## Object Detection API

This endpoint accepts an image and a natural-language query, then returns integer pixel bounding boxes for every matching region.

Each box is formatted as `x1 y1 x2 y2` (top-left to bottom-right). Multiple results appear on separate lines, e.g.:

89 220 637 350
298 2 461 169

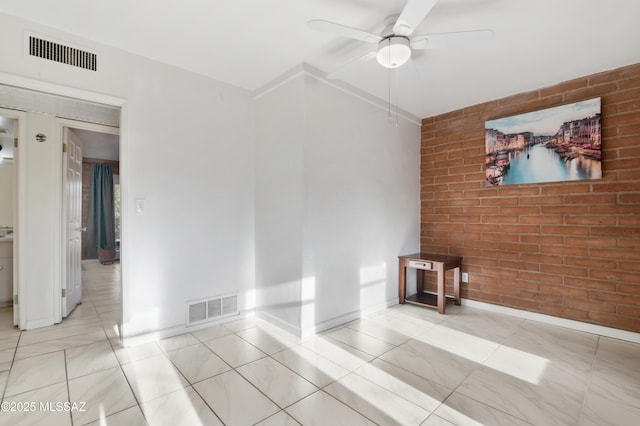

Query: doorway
60 122 120 330
0 81 123 333
0 113 16 326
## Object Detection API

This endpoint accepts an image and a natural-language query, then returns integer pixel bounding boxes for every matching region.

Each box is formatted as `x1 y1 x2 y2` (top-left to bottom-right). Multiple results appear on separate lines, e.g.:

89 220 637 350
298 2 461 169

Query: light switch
135 198 145 214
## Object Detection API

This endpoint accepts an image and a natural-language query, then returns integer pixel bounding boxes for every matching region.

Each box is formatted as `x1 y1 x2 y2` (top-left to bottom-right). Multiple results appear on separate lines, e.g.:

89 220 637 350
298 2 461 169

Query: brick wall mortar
420 62 640 332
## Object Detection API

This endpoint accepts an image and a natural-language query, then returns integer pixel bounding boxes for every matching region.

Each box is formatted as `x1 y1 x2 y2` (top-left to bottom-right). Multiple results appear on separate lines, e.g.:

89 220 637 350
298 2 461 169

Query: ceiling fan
308 0 493 78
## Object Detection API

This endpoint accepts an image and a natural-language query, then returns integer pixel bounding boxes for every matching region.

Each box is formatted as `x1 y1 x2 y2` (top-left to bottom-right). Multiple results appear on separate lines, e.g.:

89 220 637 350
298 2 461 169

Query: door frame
0 71 126 331
56 119 120 323
0 107 27 328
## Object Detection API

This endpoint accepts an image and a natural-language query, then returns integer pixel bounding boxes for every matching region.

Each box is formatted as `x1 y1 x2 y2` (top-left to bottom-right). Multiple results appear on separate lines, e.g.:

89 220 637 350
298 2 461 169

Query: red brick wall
420 62 640 332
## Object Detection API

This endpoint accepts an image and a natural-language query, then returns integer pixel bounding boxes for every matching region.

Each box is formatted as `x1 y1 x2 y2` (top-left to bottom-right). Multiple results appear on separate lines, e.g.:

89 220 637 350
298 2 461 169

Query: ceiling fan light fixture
376 36 411 68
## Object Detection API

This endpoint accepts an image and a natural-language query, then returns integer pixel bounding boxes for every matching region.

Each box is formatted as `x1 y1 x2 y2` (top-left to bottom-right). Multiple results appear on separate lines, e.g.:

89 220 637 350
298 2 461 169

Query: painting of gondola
485 98 602 186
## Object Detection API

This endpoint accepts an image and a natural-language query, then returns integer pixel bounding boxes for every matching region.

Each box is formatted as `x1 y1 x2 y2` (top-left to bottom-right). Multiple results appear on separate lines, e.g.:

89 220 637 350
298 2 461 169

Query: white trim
252 63 421 126
258 296 399 338
0 107 27 329
258 311 303 337
462 299 640 344
0 71 126 106
121 310 251 347
57 118 119 135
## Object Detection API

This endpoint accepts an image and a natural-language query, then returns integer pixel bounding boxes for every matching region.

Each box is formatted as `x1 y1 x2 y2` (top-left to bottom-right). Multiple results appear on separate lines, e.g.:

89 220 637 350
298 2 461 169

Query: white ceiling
2 0 640 118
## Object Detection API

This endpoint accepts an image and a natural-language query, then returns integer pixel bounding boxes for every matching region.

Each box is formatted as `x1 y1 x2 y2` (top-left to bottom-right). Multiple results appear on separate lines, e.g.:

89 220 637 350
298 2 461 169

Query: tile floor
1 262 639 425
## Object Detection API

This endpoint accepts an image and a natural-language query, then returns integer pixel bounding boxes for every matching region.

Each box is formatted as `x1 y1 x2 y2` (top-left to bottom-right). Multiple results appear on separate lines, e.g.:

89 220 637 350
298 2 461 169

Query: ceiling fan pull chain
387 38 392 120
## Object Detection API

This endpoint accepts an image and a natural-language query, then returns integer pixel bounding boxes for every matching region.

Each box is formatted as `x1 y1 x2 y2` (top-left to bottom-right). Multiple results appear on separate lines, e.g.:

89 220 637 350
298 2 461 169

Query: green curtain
85 163 115 258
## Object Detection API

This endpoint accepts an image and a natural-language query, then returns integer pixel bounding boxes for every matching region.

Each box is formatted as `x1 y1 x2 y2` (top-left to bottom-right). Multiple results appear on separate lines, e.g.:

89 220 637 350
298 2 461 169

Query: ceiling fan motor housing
377 36 411 68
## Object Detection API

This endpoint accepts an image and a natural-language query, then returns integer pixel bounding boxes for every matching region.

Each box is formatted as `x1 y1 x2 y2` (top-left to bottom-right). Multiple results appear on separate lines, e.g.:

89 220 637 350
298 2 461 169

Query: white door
62 128 83 316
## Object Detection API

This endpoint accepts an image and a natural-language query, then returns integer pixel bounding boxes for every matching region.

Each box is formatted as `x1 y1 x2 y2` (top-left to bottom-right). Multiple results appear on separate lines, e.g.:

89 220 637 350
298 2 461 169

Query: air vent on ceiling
187 293 239 326
28 35 97 71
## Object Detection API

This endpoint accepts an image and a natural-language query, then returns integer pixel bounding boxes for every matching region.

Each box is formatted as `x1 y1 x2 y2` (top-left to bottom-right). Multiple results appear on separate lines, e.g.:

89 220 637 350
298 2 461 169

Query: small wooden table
398 253 462 314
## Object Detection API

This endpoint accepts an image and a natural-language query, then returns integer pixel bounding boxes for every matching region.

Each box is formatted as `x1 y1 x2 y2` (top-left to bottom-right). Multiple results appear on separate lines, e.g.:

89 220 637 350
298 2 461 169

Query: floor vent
28 35 97 71
187 293 238 326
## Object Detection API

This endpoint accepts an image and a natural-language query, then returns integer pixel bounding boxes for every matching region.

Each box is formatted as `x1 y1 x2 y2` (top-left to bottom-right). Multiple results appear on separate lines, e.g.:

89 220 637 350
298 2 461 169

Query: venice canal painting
485 98 602 186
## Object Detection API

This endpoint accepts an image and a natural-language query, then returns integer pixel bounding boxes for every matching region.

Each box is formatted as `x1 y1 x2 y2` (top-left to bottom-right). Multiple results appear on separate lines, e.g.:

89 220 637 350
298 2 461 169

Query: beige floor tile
203 333 266 367
0 335 19 351
236 326 299 355
421 414 457 426
68 366 137 425
380 338 477 389
167 343 230 383
222 316 260 332
325 372 431 425
354 358 451 412
84 406 148 426
346 318 412 346
0 382 71 426
157 333 199 353
503 320 599 373
114 341 162 364
414 323 500 364
286 390 376 426
14 330 107 361
141 386 222 426
437 307 523 343
193 370 279 426
255 410 301 426
122 354 189 403
579 391 640 426
65 341 119 379
5 351 66 396
271 345 350 388
237 357 317 408
324 326 396 357
455 366 585 425
190 324 232 342
301 336 373 371
433 392 531 426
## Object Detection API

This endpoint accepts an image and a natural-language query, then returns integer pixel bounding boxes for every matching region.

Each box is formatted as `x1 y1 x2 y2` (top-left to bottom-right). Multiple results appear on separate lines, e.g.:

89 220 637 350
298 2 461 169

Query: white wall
0 14 255 335
302 76 420 332
254 76 305 332
254 69 420 335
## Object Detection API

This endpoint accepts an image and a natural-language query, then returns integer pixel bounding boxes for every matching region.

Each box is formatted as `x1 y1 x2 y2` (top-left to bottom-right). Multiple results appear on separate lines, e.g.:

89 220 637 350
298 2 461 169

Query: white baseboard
462 299 640 344
121 310 254 347
257 311 303 337
259 297 399 338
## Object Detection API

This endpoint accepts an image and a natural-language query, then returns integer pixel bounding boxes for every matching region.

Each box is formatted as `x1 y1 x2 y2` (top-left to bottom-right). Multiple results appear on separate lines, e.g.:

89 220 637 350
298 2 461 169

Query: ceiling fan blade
326 50 377 80
308 19 382 43
394 0 438 36
412 29 494 50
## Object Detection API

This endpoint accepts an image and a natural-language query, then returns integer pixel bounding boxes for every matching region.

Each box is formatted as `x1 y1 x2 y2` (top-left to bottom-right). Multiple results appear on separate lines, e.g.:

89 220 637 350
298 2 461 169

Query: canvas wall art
485 97 602 186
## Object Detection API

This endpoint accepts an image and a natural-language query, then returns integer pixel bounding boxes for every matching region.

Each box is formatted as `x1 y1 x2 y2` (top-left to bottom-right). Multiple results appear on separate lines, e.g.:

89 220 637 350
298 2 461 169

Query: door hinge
62 143 67 153
13 294 18 304
14 138 18 148
62 288 66 297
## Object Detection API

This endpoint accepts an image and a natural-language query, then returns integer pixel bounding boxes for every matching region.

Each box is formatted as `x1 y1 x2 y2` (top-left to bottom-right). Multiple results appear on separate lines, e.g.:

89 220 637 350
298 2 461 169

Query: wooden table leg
436 263 445 314
398 259 406 304
453 266 461 305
